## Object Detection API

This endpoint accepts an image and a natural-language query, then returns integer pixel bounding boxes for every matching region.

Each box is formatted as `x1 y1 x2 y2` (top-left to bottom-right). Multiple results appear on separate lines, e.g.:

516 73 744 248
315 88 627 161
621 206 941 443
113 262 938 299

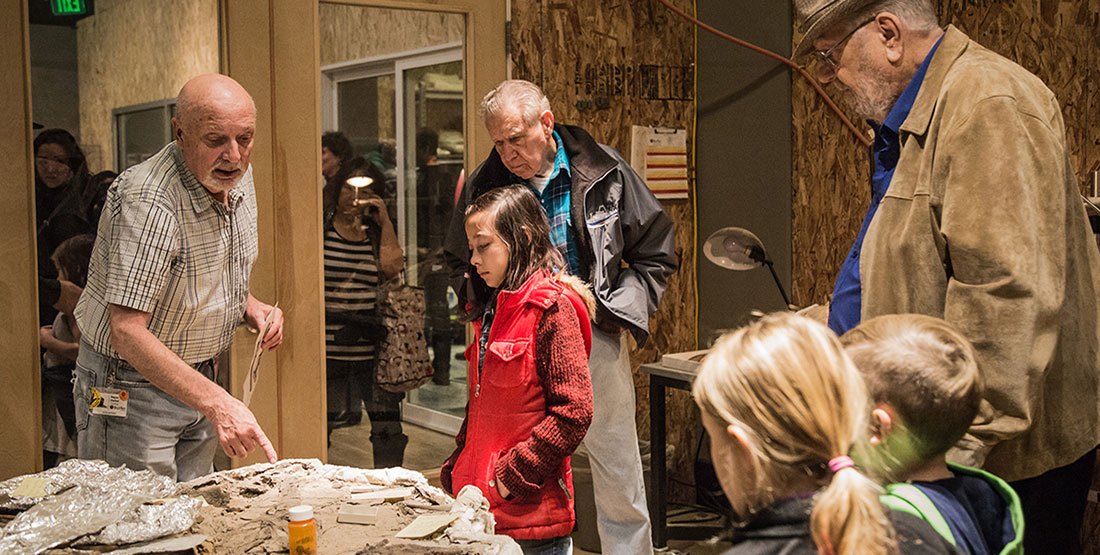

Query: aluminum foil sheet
76 495 202 546
0 460 176 554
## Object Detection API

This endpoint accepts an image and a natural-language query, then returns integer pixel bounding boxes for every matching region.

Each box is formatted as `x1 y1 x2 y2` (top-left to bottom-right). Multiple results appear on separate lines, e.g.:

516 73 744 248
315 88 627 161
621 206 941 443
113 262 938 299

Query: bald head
176 74 255 127
172 74 256 200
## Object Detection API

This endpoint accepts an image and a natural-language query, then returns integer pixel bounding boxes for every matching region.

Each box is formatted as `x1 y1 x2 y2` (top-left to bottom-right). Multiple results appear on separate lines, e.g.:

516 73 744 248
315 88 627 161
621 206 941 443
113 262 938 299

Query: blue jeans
515 535 572 555
74 340 217 482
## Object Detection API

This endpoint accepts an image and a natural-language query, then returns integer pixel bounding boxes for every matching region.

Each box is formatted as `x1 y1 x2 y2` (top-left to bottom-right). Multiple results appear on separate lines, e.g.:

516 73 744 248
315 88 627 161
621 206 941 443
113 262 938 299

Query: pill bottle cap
288 505 313 522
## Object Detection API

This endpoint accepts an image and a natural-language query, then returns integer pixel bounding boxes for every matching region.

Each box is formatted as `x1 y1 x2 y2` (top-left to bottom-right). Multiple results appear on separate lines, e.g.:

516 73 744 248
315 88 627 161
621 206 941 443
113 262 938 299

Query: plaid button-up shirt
76 142 259 364
516 131 580 275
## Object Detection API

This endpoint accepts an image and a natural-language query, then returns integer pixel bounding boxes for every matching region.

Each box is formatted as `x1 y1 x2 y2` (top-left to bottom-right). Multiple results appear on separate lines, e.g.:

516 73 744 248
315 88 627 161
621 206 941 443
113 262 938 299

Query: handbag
375 271 434 392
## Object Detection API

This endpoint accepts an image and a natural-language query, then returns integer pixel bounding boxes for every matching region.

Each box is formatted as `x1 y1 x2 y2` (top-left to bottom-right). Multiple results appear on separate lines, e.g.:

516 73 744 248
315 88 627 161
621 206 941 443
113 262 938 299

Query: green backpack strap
882 483 957 546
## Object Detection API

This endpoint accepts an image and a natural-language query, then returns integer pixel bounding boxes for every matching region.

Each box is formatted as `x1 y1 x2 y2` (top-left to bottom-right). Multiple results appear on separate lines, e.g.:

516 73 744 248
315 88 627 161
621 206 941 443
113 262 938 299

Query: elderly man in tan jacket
795 0 1100 552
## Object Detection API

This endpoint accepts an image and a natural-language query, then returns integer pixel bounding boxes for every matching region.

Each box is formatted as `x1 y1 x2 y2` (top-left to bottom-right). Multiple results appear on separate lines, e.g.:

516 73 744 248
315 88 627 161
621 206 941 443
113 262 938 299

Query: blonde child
693 313 960 555
842 314 1023 555
39 233 95 468
441 185 594 553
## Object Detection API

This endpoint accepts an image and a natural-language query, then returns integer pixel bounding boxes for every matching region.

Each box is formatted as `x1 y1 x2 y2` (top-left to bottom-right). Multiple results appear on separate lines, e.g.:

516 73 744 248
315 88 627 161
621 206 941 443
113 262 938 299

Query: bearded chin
835 84 891 124
201 172 242 193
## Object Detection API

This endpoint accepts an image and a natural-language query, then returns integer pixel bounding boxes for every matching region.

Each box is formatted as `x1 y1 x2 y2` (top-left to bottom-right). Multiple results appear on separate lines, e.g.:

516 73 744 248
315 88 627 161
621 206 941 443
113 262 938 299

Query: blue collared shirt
511 131 580 275
828 37 942 335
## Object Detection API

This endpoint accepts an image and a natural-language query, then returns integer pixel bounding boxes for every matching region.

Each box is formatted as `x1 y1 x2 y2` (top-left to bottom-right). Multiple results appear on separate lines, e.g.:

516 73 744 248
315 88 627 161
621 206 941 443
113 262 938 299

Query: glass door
322 42 466 437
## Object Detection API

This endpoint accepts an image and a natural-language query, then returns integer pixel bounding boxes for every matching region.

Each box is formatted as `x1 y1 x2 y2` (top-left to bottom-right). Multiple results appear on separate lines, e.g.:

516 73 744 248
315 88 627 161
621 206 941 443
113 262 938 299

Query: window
113 98 175 171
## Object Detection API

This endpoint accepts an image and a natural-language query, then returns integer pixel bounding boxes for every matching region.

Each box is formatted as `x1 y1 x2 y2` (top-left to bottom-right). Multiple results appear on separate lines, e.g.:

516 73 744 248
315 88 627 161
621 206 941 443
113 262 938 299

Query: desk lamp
703 226 791 309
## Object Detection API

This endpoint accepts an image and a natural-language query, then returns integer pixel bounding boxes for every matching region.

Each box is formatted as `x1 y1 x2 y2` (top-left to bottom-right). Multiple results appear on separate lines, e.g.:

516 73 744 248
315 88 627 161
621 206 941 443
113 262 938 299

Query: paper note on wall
630 126 689 200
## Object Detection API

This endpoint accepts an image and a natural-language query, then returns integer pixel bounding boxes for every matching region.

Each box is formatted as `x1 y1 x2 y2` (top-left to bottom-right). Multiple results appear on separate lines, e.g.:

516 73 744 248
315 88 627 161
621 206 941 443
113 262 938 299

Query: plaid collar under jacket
76 142 259 364
513 131 581 275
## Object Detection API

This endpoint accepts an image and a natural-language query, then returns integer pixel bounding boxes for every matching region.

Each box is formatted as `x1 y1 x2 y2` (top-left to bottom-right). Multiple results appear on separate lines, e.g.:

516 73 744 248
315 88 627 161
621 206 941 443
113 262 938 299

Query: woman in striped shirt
323 157 406 467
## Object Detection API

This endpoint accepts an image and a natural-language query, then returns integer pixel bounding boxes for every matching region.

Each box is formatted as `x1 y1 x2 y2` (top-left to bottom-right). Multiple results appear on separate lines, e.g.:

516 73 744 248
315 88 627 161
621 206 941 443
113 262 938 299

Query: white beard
833 49 904 124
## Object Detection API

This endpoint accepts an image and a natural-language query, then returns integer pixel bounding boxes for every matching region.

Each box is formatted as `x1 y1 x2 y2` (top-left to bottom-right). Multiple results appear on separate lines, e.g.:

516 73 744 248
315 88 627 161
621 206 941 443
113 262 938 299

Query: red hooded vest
450 271 593 539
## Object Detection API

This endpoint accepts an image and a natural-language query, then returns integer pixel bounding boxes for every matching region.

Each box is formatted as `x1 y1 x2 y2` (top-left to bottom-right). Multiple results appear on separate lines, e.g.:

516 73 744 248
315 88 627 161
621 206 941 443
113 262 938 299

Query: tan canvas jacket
860 26 1100 482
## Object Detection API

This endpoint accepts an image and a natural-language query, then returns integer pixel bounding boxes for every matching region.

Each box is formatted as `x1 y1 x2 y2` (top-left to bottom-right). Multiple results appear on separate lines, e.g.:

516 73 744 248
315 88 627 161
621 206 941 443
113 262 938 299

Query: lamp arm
763 259 792 310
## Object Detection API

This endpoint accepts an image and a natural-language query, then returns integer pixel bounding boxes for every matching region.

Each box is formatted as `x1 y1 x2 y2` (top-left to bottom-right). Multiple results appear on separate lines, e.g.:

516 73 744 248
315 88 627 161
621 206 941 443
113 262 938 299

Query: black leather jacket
444 123 677 346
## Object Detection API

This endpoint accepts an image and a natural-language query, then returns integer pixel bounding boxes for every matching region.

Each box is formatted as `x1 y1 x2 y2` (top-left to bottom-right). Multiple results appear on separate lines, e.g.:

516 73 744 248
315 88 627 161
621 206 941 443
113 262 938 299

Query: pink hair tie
828 455 855 473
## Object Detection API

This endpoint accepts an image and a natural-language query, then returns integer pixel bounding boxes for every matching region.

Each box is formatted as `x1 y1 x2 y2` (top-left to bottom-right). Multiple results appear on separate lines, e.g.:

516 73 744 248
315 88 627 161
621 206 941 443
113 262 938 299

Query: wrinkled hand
209 395 278 462
245 299 284 351
39 325 54 348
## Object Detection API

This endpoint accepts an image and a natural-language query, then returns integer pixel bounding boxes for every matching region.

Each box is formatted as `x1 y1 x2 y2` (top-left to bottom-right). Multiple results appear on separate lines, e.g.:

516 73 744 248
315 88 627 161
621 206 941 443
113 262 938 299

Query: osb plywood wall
76 0 219 172
318 4 463 66
791 0 1100 308
511 0 698 501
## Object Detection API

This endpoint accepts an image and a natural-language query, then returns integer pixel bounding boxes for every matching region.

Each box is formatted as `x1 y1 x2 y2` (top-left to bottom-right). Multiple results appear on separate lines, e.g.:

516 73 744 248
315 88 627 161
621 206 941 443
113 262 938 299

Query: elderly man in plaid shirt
445 79 678 554
74 74 281 481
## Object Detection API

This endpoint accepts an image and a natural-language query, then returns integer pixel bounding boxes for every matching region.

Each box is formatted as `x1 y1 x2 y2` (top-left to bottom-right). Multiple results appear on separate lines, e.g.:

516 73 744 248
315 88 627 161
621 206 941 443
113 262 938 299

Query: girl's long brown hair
464 185 564 315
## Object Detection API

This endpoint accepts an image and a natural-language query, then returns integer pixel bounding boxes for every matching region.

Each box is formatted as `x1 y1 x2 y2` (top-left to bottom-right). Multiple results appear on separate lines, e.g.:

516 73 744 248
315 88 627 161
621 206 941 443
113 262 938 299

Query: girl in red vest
441 185 594 554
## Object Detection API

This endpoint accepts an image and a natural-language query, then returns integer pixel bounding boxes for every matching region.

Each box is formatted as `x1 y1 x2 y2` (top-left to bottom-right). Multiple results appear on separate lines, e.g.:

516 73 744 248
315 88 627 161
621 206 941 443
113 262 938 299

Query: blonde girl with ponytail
692 313 959 555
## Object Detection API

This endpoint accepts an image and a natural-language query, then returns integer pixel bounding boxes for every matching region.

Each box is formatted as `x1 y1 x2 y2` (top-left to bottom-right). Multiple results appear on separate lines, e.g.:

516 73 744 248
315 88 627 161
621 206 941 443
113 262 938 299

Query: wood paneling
320 4 464 66
76 0 219 171
222 0 329 463
511 0 699 501
0 0 42 480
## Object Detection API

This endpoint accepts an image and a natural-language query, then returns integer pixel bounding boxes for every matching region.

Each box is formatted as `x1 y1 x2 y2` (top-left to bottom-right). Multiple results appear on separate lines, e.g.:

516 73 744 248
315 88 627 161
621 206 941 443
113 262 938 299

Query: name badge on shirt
90 387 128 417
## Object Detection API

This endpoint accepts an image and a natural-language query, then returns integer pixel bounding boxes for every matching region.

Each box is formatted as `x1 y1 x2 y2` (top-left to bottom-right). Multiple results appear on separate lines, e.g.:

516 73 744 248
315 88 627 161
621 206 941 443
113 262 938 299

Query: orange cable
656 0 872 148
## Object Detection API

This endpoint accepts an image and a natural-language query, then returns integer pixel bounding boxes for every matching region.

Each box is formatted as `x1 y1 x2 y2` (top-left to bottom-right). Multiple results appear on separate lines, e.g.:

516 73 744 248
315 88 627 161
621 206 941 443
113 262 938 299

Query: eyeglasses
811 18 875 78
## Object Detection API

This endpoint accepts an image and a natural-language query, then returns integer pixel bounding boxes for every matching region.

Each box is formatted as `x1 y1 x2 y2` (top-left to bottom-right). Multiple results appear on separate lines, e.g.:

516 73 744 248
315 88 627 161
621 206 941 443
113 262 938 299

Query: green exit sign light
50 0 87 16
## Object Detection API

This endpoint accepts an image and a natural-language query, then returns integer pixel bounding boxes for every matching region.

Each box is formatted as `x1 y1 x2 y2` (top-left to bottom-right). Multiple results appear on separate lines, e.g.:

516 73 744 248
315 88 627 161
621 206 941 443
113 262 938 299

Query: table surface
640 361 700 385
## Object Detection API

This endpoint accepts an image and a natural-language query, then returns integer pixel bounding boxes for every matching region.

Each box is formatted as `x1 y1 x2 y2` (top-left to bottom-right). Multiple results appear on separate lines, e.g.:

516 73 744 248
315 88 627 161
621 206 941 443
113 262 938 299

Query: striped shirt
75 142 259 364
324 227 381 361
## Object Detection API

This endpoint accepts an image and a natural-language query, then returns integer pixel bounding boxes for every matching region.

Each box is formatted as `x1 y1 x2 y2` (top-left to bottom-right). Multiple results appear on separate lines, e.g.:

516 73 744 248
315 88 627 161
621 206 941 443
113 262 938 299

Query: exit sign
50 0 86 16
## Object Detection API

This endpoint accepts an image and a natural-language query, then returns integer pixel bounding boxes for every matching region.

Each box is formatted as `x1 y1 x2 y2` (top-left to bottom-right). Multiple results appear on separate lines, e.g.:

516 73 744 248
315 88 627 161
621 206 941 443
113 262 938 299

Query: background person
34 128 90 326
415 127 459 386
39 233 95 469
322 156 407 467
83 170 118 233
321 130 353 186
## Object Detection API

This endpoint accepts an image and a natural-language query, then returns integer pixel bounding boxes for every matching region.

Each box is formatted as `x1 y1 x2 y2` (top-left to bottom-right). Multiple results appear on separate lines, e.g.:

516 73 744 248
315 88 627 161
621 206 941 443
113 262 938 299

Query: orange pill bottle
288 505 318 555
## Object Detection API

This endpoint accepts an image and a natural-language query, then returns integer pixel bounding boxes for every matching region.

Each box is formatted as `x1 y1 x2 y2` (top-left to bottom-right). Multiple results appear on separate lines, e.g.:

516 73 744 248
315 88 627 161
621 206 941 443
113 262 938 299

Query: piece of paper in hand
243 303 277 406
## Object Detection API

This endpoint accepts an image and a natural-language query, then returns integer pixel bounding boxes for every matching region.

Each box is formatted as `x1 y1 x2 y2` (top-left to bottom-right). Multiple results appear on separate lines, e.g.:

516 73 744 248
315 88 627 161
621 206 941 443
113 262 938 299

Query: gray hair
480 80 552 126
850 0 940 35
